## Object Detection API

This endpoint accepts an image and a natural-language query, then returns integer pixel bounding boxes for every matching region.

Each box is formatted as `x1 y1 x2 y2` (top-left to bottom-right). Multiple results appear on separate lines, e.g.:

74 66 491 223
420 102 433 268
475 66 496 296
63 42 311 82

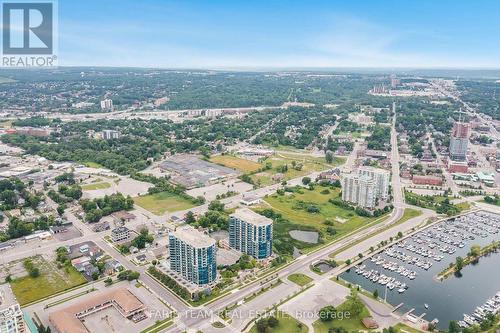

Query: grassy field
140 319 173 333
84 161 105 168
287 273 313 286
81 182 112 190
398 208 423 224
456 202 471 211
312 298 370 333
394 323 426 333
251 152 344 186
328 208 422 260
0 119 13 128
134 191 196 215
258 186 381 254
249 311 308 333
210 154 261 173
10 256 87 305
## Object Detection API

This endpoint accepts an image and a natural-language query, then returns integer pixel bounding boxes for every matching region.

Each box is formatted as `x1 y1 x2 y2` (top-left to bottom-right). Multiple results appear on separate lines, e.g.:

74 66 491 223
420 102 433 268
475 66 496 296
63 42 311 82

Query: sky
57 0 500 69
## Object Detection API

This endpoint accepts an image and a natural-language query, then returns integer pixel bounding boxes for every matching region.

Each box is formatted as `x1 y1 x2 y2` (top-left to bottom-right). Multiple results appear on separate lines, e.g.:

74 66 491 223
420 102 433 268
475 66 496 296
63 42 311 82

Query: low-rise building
412 175 443 186
317 168 341 183
111 226 130 243
49 288 146 333
476 171 496 187
240 194 261 206
448 160 468 173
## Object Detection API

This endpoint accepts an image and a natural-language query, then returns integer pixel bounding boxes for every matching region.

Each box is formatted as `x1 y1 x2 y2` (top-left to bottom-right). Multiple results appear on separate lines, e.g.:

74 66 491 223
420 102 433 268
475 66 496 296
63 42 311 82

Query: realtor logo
1 1 57 67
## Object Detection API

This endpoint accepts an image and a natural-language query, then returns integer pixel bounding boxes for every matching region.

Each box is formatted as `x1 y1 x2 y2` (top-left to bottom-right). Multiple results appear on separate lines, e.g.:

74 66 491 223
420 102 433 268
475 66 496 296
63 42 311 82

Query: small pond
314 261 334 273
289 230 319 244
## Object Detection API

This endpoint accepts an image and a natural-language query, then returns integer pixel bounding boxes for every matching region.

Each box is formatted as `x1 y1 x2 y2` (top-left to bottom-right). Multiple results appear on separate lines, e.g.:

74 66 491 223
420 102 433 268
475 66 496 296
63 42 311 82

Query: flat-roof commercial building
49 287 146 333
412 175 443 186
168 226 217 285
0 285 26 333
229 208 273 259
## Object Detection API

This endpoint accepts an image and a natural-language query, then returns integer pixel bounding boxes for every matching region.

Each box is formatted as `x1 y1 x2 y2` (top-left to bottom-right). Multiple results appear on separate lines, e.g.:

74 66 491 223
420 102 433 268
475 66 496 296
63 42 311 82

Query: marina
341 210 500 329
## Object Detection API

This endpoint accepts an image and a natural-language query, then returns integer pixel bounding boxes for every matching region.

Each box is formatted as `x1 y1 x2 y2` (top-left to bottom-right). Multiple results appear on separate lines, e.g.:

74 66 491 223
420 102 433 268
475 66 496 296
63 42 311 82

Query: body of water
340 211 500 330
289 230 319 243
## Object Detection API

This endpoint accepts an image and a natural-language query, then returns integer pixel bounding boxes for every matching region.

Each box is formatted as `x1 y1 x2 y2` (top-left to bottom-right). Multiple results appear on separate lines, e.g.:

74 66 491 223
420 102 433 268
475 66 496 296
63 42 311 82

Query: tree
267 316 279 328
325 150 334 163
302 177 311 185
455 256 464 271
346 291 364 316
208 200 225 212
319 305 336 322
131 229 154 249
469 245 480 257
117 270 140 281
449 320 460 333
57 204 66 216
185 211 196 224
255 318 268 333
373 289 379 298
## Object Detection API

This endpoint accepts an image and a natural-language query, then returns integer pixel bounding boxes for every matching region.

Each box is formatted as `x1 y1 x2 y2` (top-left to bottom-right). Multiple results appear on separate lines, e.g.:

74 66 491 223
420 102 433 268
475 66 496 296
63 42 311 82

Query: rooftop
0 284 19 308
170 226 215 248
358 166 390 175
231 208 273 226
49 287 145 333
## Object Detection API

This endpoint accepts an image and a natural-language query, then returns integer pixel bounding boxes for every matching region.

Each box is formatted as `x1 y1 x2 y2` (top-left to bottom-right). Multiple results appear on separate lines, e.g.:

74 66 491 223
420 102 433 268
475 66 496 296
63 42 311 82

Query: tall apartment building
229 208 273 259
357 167 390 200
449 121 469 161
101 129 120 140
341 173 377 209
0 285 26 333
100 98 113 111
168 226 217 285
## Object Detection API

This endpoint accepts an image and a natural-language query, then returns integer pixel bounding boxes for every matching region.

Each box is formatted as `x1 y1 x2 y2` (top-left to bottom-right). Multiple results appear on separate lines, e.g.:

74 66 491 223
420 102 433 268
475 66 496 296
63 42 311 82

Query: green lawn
456 202 471 211
134 191 196 215
210 154 262 173
397 208 423 224
258 186 381 254
84 161 104 168
394 323 425 333
250 153 344 187
249 312 308 333
10 256 87 305
140 319 173 333
0 119 13 128
287 273 313 286
312 298 370 333
81 182 112 190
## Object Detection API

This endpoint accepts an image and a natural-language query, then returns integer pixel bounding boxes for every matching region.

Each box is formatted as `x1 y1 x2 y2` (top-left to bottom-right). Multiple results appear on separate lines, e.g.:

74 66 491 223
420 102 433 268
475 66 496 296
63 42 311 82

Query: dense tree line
80 193 134 222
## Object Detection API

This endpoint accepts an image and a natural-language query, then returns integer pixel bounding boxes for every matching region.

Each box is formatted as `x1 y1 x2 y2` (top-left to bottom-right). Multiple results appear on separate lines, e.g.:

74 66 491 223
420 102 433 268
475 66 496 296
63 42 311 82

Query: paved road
391 102 404 209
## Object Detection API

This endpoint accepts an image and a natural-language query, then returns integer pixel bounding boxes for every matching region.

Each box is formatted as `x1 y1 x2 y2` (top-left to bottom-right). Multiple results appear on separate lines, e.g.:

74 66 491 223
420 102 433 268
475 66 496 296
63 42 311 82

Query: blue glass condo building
169 226 217 285
229 208 273 259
